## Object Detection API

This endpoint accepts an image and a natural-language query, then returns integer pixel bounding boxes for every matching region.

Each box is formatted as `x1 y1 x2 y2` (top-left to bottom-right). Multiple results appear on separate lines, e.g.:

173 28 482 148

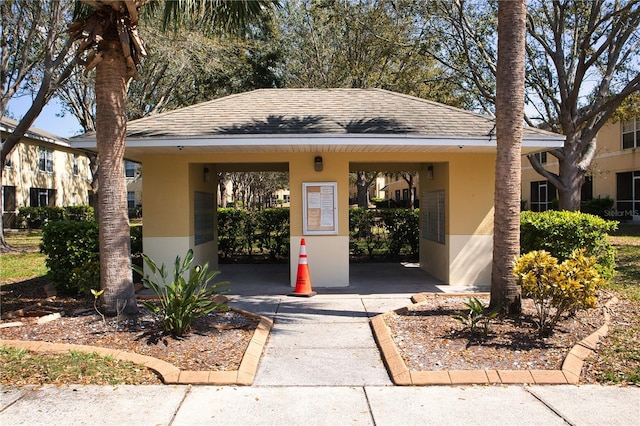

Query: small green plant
514 249 602 335
132 249 228 337
453 297 499 336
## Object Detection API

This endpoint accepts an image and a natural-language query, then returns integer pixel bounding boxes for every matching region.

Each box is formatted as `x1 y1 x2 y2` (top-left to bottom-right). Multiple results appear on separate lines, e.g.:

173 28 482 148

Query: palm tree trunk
490 0 527 315
95 26 138 316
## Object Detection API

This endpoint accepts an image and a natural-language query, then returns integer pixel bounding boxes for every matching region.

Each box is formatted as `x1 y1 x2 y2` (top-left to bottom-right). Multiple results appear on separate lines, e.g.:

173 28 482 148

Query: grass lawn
599 228 640 385
0 346 159 386
1 231 47 284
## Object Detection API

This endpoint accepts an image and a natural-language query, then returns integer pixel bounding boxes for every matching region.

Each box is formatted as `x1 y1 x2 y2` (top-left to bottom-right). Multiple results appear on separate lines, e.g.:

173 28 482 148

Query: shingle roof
1 116 71 146
113 88 557 139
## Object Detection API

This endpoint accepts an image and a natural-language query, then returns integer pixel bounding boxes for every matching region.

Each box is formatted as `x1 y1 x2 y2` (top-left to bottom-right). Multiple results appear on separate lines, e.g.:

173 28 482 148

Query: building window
422 190 445 244
38 147 54 172
127 191 136 209
616 171 640 220
3 186 16 212
533 152 547 164
73 154 79 176
125 161 136 178
622 118 639 149
581 176 593 202
530 180 557 212
29 188 56 207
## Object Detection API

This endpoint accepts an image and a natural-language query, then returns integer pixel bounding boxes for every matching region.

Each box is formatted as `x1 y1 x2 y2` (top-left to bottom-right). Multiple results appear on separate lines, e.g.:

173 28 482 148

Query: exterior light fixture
427 165 434 180
314 156 323 172
203 167 210 183
177 145 184 151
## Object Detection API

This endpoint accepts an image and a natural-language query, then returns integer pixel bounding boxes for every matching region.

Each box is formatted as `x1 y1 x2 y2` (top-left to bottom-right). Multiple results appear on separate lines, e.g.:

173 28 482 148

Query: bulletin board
302 182 338 235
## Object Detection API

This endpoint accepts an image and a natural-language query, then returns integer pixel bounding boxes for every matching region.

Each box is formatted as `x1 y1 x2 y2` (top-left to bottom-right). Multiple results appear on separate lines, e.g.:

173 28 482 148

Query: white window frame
622 118 639 150
38 147 54 173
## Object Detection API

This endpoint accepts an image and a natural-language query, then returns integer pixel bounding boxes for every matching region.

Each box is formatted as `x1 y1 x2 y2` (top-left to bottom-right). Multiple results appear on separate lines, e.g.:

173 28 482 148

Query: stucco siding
290 235 350 287
449 234 492 286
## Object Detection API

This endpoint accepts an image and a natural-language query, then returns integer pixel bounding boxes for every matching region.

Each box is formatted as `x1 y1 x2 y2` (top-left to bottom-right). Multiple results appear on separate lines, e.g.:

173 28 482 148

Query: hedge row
218 208 290 261
349 208 419 260
40 208 617 295
520 210 617 280
18 206 94 228
41 221 142 295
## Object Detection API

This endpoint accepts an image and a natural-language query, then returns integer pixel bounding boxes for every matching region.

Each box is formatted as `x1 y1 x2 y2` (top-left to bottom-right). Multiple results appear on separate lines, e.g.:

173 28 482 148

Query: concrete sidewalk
2 384 638 425
1 264 638 425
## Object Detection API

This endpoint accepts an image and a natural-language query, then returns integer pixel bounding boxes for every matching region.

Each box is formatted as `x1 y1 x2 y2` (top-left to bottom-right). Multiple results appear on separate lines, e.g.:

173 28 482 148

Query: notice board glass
303 182 338 235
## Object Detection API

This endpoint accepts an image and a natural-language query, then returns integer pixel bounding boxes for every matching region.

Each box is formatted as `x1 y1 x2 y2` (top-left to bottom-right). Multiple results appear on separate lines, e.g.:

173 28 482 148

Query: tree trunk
218 172 228 207
490 0 526 315
356 171 369 207
557 141 586 211
95 28 138 316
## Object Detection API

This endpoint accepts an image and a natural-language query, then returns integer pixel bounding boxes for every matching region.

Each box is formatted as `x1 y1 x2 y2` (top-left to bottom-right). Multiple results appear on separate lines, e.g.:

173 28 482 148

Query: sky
7 95 83 138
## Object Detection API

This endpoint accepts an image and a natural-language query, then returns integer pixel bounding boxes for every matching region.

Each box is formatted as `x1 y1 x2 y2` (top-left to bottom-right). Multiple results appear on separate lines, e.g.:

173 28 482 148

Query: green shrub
520 210 617 280
41 220 100 295
514 249 602 334
64 205 95 221
217 208 251 258
133 249 228 337
41 221 143 295
18 206 64 228
379 209 420 257
349 208 384 259
255 208 290 261
453 297 499 336
581 197 614 218
18 206 94 229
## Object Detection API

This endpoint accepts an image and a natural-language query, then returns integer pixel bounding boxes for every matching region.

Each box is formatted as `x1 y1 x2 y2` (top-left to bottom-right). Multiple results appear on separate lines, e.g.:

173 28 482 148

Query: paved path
2 384 639 425
234 293 404 387
2 265 639 425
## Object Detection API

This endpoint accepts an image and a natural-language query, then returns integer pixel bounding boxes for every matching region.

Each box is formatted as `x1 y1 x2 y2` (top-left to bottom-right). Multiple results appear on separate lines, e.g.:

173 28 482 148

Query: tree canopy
422 0 640 210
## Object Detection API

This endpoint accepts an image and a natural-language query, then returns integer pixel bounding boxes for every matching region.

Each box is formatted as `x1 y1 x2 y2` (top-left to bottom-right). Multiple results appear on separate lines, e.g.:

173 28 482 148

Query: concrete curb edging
370 292 616 386
0 307 273 386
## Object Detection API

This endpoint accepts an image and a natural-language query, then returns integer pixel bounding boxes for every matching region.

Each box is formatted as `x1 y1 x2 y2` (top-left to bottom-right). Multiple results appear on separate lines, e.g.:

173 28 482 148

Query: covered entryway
71 88 564 289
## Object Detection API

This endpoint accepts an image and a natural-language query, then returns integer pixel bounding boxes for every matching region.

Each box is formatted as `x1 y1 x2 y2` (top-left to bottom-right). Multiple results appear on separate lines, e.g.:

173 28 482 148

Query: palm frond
145 0 280 34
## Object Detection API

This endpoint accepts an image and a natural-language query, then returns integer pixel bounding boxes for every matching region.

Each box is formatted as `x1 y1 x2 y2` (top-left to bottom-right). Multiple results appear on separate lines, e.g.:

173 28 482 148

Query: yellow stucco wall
521 119 640 207
142 155 191 237
418 155 495 285
3 141 91 212
141 150 498 287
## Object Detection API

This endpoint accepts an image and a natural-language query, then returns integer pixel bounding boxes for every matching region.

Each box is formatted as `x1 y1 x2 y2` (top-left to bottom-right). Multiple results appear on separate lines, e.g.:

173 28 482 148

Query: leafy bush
217 208 251 258
379 209 420 257
18 206 64 228
41 221 143 295
18 206 94 228
41 221 100 294
133 250 228 337
520 210 617 280
581 197 614 218
349 208 384 259
514 249 602 334
348 208 419 260
255 208 290 261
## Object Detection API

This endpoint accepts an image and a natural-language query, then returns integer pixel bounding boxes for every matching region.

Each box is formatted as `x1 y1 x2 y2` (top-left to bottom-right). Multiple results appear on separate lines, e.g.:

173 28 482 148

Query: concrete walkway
223 262 452 386
3 382 639 425
1 264 639 425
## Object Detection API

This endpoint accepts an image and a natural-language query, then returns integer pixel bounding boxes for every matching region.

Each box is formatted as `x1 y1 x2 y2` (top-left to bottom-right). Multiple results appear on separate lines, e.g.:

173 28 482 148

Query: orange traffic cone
289 238 316 297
